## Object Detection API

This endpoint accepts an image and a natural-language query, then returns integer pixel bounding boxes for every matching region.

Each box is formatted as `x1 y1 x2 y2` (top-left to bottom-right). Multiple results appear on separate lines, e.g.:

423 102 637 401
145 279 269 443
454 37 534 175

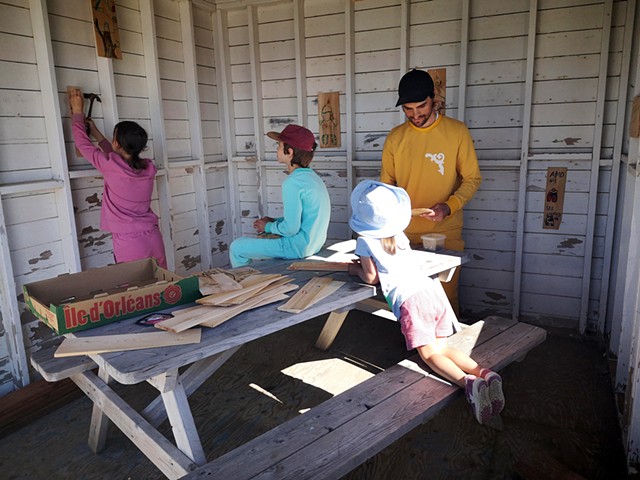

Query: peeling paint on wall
363 133 385 147
28 250 52 265
193 229 199 236
472 253 485 261
244 141 255 150
558 238 583 249
181 255 201 270
85 192 101 207
80 226 99 235
552 137 582 145
241 210 250 217
79 233 110 248
214 220 224 235
211 240 229 253
269 118 294 127
482 291 509 305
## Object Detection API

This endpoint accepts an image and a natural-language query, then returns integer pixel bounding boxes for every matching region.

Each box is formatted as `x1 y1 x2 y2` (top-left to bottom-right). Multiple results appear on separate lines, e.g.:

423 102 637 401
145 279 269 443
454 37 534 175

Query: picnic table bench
184 315 546 480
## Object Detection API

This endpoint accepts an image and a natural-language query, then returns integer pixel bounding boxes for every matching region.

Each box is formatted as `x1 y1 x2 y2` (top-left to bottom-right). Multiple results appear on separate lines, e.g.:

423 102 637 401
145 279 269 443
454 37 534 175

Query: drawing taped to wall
91 0 122 59
428 68 446 116
543 167 567 230
318 92 340 148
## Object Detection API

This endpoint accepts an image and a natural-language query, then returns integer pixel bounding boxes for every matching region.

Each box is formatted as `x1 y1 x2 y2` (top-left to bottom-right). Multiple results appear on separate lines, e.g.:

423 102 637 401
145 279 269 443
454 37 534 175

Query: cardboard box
23 258 201 334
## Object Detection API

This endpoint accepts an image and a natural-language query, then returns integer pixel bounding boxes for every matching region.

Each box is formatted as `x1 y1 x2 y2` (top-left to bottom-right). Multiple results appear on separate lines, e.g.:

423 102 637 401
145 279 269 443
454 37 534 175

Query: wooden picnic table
29 241 467 479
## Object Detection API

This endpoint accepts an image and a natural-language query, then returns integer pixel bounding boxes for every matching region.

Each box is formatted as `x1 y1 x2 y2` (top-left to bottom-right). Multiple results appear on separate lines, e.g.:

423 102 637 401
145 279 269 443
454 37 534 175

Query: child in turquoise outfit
230 124 331 267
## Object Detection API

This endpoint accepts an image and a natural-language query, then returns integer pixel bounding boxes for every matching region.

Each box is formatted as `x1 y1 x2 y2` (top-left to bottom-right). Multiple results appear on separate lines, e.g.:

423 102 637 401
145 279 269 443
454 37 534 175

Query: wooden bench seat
184 316 547 480
30 346 97 382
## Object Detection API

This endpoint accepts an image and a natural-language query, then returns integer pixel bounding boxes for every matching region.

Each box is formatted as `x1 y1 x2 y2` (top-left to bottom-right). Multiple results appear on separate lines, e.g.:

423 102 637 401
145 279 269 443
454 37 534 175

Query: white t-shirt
355 233 430 318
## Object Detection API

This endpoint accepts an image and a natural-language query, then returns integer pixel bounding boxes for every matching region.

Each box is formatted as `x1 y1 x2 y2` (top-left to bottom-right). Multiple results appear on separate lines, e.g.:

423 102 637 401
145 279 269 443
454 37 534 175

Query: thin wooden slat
196 274 283 305
278 277 344 314
158 283 298 333
287 261 350 272
198 272 243 296
54 330 202 357
199 289 292 329
217 276 293 306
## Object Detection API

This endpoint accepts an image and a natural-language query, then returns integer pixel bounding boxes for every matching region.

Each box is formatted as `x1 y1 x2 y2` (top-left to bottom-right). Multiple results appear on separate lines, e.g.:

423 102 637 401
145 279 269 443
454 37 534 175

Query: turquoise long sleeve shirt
265 167 331 258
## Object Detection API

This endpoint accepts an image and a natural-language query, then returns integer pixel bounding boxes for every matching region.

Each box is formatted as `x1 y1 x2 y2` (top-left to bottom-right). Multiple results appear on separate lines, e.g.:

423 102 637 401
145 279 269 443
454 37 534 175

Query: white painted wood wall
1 0 640 470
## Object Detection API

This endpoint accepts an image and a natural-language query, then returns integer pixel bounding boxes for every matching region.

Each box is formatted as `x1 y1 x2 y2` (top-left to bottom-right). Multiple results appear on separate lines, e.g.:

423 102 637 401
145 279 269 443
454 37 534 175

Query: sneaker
484 371 505 416
464 375 492 424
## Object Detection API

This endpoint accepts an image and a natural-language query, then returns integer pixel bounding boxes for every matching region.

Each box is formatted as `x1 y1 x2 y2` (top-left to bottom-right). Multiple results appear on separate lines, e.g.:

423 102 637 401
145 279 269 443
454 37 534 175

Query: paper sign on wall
318 92 341 148
91 0 122 59
543 167 567 230
428 68 446 116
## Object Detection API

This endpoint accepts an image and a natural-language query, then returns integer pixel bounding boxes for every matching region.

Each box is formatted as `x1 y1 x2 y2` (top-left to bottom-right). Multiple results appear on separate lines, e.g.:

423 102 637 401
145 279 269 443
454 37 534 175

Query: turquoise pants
230 236 304 267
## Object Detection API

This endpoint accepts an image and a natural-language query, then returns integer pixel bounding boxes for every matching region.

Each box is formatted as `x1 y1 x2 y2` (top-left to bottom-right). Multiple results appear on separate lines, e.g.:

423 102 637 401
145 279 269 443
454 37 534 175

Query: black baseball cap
396 69 435 107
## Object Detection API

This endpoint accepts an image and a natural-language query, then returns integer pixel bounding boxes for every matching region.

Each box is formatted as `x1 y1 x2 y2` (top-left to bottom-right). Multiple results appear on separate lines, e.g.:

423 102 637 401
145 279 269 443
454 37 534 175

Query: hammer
83 93 101 133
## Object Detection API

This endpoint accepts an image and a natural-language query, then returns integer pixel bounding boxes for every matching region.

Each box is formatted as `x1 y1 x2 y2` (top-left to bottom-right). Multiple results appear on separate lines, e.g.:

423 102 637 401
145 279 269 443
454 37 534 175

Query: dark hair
113 121 148 170
283 142 317 168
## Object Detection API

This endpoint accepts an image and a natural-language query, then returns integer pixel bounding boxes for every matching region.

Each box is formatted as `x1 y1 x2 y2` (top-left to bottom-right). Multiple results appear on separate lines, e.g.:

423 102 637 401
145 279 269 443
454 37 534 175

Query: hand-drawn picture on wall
318 92 340 148
91 0 122 59
543 167 567 230
428 68 446 116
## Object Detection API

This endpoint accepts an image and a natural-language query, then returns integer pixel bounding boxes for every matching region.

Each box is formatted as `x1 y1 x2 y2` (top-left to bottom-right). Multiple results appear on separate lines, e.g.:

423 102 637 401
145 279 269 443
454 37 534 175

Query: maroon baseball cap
267 124 316 152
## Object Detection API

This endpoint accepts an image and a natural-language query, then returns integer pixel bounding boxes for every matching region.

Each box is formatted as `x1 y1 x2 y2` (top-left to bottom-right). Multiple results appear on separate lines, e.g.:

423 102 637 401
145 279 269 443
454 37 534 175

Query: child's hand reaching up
68 89 84 115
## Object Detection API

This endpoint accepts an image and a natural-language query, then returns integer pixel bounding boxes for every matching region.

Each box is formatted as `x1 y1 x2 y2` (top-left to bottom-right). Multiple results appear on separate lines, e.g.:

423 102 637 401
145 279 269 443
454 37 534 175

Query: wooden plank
196 274 283 305
54 330 202 357
287 261 350 272
218 276 293 306
314 309 350 351
158 283 297 333
199 285 295 329
278 277 344 314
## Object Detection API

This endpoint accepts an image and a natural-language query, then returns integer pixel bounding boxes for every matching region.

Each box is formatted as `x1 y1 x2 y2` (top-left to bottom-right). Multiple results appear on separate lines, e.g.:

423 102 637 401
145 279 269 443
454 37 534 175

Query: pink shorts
398 287 456 350
112 227 167 269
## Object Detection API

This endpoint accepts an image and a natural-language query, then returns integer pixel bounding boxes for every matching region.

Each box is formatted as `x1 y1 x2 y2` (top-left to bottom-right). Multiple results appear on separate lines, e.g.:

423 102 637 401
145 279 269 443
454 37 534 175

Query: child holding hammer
68 88 167 268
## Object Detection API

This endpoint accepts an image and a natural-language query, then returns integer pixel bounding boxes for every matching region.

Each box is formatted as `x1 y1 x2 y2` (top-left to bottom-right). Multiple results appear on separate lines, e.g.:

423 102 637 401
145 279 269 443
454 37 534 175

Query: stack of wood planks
155 272 299 333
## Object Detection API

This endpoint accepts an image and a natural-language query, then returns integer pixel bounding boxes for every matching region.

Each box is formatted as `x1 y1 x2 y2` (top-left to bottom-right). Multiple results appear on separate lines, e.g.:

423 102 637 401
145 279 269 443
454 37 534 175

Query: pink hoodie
71 114 159 233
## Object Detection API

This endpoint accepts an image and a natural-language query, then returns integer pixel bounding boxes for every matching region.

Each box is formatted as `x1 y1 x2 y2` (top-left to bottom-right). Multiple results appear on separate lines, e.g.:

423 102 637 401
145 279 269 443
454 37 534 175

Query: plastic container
421 233 446 251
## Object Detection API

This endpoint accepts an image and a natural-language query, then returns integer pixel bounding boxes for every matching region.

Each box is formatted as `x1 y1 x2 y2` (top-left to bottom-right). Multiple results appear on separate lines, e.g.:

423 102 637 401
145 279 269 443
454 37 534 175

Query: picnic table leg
149 369 207 465
88 367 112 453
315 309 350 351
142 345 241 427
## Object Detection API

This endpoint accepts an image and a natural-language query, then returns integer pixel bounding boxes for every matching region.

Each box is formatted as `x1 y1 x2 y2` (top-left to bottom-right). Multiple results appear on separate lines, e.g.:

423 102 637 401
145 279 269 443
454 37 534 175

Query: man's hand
420 203 450 222
253 216 275 234
68 89 84 115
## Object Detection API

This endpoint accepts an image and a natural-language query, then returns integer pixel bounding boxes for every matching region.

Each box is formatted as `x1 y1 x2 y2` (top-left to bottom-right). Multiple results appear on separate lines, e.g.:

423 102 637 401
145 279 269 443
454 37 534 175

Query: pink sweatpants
111 227 167 269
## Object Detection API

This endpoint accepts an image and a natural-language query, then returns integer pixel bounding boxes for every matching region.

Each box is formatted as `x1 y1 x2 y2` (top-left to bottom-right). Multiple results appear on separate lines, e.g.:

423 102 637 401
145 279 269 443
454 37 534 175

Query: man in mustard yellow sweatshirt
381 69 482 316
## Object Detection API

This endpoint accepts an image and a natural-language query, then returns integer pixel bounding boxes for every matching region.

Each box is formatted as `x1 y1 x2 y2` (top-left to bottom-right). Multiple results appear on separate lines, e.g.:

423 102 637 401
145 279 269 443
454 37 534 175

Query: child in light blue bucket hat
348 180 504 424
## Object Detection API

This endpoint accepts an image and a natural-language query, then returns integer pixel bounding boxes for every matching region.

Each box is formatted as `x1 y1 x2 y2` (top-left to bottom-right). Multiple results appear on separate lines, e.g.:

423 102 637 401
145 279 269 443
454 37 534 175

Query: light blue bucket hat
349 180 411 238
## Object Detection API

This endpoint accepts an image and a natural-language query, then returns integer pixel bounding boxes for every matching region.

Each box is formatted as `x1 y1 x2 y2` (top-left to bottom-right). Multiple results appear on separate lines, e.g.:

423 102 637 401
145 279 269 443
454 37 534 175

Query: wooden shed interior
1 0 640 471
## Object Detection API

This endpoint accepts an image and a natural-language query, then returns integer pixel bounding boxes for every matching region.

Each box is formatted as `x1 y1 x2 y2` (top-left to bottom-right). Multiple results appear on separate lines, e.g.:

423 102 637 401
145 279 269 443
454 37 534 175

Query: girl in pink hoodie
69 88 167 268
